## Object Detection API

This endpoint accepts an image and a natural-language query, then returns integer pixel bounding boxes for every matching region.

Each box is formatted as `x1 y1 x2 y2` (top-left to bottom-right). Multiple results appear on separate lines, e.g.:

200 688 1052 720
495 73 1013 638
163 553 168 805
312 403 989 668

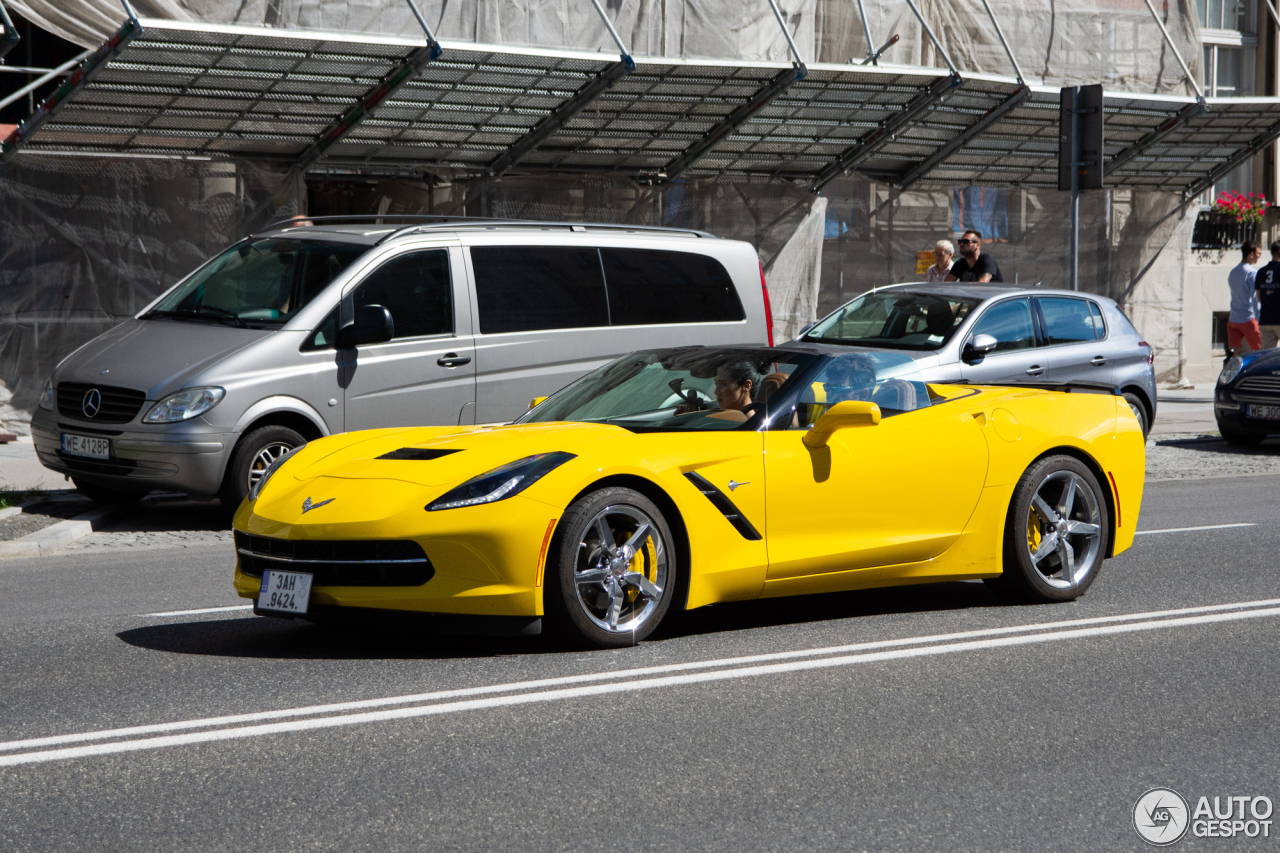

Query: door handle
1026 365 1044 376
437 353 472 368
1090 355 1108 366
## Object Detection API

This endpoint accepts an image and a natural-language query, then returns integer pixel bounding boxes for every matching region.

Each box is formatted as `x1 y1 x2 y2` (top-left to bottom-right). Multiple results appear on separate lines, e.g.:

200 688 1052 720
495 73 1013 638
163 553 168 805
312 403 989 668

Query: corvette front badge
302 496 335 514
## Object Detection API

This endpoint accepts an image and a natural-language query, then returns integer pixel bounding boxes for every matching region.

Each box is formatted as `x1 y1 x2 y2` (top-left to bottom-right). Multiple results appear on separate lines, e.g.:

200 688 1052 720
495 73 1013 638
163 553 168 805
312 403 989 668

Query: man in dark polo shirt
1255 240 1280 348
947 229 1003 282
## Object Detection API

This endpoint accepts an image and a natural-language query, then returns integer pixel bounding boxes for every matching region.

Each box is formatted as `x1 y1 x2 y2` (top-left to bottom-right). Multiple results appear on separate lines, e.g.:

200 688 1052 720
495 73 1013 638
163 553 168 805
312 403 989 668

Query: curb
0 503 138 559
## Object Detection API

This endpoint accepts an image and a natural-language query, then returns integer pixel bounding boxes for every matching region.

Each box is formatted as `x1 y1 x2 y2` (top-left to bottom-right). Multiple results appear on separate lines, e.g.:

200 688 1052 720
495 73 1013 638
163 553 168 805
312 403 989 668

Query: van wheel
544 487 676 649
1000 455 1109 603
72 477 150 504
220 425 305 510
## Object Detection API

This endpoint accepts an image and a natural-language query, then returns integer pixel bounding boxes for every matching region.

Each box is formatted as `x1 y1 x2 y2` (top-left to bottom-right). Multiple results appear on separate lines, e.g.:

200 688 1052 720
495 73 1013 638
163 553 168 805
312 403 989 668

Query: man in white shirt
1228 240 1263 355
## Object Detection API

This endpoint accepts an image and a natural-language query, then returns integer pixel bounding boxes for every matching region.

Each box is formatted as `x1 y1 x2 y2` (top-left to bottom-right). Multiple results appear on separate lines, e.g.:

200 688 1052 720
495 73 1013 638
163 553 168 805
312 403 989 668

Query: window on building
1198 1 1257 200
1212 311 1231 354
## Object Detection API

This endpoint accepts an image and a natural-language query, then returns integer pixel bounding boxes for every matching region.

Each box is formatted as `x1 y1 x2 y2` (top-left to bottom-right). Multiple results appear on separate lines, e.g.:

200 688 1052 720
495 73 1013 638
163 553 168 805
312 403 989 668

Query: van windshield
803 290 980 351
145 239 365 329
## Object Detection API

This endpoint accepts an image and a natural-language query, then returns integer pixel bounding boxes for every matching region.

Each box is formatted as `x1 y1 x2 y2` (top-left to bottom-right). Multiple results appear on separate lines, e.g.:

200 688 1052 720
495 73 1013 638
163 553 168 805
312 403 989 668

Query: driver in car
713 362 763 411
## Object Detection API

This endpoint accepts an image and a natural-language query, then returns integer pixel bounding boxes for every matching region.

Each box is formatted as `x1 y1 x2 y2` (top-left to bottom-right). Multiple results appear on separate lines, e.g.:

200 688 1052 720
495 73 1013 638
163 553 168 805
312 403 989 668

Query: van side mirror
337 305 394 349
962 333 998 362
802 400 881 448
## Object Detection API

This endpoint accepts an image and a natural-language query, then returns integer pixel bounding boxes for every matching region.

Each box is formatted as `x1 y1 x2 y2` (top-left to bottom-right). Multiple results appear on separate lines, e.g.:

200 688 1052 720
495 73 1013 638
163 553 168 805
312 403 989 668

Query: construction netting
12 0 1201 95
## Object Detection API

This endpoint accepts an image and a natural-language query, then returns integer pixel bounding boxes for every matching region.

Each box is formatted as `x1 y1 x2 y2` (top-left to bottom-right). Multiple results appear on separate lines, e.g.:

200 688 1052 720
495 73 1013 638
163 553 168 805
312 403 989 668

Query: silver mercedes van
31 217 773 506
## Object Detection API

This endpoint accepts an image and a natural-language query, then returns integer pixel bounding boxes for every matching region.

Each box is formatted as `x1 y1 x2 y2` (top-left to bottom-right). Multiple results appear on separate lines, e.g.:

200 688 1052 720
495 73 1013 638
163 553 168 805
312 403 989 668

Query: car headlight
38 377 54 411
249 444 303 501
143 387 226 423
1218 356 1246 387
427 452 576 511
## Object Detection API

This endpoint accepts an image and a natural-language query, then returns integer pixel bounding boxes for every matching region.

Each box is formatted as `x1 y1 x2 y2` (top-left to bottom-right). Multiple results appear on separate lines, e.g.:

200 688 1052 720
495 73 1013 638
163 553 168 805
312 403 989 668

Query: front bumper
31 408 234 497
1215 388 1280 435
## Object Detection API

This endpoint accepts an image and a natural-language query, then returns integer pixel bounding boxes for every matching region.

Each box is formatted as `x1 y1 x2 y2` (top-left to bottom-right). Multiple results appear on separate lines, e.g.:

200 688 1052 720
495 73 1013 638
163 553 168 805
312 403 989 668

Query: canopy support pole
1184 117 1280 201
489 0 635 176
296 0 442 168
854 0 878 64
901 0 959 76
1139 0 1205 101
975 0 1025 84
870 84 1029 216
811 72 963 192
1 8 141 163
653 0 807 182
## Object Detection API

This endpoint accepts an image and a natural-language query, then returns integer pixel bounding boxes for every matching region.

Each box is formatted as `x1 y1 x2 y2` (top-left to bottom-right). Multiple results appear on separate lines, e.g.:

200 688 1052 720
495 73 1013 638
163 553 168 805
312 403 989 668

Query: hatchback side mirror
802 400 881 448
337 304 394 349
529 396 548 410
962 333 998 362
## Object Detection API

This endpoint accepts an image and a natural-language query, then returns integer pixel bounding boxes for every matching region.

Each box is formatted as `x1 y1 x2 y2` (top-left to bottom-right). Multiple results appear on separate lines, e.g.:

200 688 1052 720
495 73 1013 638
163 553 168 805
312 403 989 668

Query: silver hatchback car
791 283 1157 435
31 217 772 507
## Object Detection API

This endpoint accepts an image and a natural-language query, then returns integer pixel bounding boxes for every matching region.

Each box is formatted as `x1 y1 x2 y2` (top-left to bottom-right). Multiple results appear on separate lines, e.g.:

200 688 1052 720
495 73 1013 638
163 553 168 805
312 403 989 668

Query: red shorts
1228 319 1262 352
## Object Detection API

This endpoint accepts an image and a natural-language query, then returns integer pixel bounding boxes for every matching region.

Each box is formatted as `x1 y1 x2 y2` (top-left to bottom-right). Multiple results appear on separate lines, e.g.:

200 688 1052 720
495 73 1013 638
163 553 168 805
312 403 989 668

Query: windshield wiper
145 307 251 329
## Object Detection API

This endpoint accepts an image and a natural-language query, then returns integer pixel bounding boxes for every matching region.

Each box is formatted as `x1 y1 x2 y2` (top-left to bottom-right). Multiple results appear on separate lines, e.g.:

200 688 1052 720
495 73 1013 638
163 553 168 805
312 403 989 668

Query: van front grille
234 532 434 587
57 382 147 424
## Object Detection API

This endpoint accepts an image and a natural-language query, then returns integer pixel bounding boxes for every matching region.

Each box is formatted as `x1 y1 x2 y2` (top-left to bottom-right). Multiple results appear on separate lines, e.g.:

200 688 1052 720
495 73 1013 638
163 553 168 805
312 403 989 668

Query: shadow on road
116 580 1013 660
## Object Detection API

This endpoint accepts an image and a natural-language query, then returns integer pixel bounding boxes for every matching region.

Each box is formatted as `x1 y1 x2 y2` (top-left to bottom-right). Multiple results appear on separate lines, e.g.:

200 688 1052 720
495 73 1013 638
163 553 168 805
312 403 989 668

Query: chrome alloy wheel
1023 470 1103 590
572 504 668 634
246 441 295 492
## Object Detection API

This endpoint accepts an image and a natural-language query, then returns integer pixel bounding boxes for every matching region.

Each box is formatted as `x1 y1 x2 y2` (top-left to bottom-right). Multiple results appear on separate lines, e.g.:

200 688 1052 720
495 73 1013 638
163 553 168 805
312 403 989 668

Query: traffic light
1059 84 1105 191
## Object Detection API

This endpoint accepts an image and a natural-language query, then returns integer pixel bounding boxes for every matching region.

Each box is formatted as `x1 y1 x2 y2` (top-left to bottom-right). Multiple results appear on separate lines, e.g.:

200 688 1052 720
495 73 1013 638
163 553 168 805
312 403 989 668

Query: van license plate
257 569 312 615
61 433 110 460
1247 404 1280 420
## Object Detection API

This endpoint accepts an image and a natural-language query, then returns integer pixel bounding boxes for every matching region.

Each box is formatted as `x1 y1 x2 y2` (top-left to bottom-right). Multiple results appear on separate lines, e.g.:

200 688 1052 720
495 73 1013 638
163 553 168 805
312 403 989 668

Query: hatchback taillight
759 261 774 347
1139 340 1153 365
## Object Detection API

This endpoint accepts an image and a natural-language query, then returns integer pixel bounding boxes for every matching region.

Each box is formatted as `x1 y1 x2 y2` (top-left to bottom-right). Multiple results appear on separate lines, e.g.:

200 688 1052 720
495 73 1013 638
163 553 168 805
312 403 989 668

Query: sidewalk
0 437 68 493
1151 389 1217 436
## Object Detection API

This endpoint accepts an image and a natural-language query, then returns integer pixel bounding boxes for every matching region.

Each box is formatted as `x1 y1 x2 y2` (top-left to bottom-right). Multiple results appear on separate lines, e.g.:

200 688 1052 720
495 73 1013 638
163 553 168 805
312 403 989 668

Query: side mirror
802 400 881 448
529 396 548 410
337 304 394 349
962 333 998 362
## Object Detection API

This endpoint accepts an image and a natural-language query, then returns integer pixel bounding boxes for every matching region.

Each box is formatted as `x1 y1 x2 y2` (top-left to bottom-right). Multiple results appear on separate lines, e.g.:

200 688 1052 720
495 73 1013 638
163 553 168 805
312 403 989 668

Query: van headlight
143 387 226 423
427 452 576 511
1218 356 1245 387
38 377 54 411
249 444 303 501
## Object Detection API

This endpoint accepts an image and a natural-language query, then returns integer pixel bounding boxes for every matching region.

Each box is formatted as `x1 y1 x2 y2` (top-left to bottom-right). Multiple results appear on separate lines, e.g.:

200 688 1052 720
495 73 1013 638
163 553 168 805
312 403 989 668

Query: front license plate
1247 404 1280 420
257 570 312 615
61 433 110 460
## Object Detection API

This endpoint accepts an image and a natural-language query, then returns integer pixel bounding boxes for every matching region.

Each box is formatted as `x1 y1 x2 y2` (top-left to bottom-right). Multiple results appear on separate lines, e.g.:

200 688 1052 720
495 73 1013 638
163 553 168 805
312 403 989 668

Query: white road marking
2 598 1279 768
142 605 254 618
1135 523 1256 536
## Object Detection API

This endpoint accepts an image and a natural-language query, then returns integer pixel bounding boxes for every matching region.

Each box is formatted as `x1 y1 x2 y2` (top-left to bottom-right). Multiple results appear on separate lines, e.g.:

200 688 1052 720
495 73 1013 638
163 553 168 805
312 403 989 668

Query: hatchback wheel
997 455 1110 602
545 487 676 648
1122 392 1149 437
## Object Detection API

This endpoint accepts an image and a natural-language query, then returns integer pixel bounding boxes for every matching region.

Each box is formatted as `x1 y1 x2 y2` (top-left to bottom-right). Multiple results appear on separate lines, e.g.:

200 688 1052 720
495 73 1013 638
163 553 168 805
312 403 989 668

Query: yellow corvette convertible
233 345 1144 647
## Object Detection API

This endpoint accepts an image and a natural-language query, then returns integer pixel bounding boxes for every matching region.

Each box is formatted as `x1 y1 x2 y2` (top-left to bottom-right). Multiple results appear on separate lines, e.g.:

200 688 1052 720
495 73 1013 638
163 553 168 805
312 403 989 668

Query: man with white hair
923 240 953 282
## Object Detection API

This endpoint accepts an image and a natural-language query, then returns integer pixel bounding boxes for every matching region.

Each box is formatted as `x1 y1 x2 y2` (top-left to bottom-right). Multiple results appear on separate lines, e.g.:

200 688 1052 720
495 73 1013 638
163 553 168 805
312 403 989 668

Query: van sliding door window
472 247 608 333
602 249 745 325
352 250 452 340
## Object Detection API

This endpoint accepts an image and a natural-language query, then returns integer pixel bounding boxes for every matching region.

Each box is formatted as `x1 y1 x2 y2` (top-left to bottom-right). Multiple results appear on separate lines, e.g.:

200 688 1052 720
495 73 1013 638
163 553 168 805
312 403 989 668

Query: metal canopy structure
4 16 1280 198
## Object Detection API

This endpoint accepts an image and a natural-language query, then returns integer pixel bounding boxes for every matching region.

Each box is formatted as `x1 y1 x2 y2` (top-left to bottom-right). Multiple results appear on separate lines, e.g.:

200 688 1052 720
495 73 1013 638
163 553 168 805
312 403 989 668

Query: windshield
146 239 366 328
804 290 980 350
518 348 818 431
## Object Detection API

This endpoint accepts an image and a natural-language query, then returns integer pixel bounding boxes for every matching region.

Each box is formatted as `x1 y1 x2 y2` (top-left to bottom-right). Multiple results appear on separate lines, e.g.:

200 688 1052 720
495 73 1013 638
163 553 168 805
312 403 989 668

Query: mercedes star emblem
81 388 102 418
302 497 335 514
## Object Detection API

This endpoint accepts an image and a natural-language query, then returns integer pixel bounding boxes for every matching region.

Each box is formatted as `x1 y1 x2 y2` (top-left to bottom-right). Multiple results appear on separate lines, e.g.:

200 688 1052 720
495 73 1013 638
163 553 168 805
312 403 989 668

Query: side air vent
377 447 462 460
683 471 762 541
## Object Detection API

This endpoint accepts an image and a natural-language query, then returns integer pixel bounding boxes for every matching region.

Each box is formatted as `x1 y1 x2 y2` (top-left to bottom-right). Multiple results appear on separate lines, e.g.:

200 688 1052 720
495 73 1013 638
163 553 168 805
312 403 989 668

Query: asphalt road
1 477 1278 851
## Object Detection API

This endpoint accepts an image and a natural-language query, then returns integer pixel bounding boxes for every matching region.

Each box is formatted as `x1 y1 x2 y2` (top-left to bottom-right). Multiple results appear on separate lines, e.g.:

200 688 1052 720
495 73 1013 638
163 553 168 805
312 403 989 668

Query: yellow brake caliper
625 538 657 602
1027 506 1043 554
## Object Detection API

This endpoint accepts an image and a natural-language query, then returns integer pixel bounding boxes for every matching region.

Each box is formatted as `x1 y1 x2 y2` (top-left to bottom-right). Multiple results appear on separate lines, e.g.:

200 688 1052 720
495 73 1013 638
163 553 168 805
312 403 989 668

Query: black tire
220 425 306 510
1122 392 1150 438
1000 455 1110 603
1220 426 1265 446
72 477 150 504
544 487 677 649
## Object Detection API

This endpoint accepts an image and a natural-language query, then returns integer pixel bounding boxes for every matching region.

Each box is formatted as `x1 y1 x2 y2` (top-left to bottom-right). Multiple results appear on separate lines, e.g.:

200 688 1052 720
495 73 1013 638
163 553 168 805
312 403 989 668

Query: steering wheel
668 378 712 411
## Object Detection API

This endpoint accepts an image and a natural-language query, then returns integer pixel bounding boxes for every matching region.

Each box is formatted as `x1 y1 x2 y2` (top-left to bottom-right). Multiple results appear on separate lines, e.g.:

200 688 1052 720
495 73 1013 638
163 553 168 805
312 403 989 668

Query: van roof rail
256 215 717 241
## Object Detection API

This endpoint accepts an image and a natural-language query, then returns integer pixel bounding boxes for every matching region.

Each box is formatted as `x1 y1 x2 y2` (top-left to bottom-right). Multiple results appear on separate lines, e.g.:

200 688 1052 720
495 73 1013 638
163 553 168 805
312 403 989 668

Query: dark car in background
791 284 1158 436
1215 349 1280 444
